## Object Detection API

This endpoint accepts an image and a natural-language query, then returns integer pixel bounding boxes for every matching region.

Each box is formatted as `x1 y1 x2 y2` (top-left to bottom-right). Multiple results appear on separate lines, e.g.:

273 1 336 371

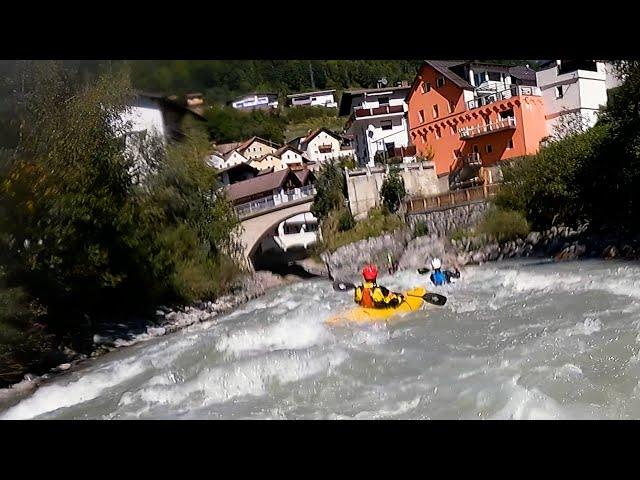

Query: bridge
236 185 317 269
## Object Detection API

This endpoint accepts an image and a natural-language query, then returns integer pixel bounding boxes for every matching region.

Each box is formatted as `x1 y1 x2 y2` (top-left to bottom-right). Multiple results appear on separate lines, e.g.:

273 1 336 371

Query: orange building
407 61 548 189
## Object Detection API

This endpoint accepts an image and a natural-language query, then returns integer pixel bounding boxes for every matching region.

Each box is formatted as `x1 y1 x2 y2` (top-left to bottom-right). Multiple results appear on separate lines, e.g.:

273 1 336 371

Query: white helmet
431 258 442 269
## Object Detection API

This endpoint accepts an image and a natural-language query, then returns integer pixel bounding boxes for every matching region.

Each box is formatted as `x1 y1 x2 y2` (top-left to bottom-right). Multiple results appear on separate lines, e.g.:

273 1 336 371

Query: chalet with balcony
339 82 412 167
407 60 547 190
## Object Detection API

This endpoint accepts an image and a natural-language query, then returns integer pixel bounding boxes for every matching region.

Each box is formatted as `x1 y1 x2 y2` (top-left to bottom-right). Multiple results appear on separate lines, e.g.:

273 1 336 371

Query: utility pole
309 62 316 89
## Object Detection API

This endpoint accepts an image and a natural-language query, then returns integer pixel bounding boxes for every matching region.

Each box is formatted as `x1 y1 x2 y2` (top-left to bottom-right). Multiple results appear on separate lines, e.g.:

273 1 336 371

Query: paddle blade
333 281 356 292
422 292 447 306
417 268 430 275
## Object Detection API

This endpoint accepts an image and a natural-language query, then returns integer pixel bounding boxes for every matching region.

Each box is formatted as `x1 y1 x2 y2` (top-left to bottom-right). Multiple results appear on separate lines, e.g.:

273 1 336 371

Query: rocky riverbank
0 270 300 400
320 222 640 281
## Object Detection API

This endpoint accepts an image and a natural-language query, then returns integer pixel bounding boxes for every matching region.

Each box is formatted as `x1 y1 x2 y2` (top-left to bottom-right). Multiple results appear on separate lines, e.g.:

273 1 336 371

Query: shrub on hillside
478 207 530 243
380 169 406 213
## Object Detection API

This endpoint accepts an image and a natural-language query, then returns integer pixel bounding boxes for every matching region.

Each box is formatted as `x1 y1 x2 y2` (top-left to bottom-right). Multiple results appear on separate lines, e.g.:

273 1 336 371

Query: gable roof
274 144 304 158
424 61 475 90
215 141 243 155
508 65 537 83
237 136 281 153
223 149 247 161
294 169 314 184
225 168 301 202
303 127 342 145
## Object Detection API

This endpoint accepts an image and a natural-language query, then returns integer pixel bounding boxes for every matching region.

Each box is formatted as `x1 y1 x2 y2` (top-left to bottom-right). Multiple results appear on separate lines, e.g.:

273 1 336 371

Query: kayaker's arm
354 286 363 304
377 286 404 307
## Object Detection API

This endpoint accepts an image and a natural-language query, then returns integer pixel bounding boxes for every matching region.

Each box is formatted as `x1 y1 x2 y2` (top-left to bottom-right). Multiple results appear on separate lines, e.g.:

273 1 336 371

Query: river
2 259 640 420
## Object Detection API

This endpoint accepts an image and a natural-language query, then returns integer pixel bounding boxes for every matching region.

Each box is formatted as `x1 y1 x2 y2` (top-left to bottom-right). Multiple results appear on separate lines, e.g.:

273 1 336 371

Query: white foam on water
0 358 148 420
566 318 603 337
115 349 348 415
215 315 333 357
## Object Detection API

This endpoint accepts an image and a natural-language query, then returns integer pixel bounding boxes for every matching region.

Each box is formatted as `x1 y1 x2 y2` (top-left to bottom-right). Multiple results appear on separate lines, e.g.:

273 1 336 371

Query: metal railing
405 183 501 215
459 117 516 139
466 85 541 110
235 184 316 218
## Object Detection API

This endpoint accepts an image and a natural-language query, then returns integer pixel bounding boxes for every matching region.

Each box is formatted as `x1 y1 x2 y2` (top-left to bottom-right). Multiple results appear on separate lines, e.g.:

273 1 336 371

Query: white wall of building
290 92 337 107
281 149 305 166
536 61 615 136
304 132 344 163
242 140 277 160
120 97 166 142
232 95 278 110
224 151 249 167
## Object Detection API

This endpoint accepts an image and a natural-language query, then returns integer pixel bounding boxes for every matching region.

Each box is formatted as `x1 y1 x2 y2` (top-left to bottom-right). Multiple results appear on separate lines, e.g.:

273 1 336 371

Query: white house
287 89 338 108
230 93 279 110
339 83 411 167
236 136 280 160
536 60 622 137
222 149 249 167
289 127 355 164
274 145 309 169
250 153 287 172
119 93 205 178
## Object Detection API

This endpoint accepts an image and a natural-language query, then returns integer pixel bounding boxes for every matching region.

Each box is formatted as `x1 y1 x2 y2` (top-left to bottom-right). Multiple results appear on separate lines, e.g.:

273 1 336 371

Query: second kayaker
354 264 404 309
429 258 461 286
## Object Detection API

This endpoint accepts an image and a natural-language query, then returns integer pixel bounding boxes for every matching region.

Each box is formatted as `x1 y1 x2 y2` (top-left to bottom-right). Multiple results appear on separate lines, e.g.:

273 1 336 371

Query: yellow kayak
325 287 428 325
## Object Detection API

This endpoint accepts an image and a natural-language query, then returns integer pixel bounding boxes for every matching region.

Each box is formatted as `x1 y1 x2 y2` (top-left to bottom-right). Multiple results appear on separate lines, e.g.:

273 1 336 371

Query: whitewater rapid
3 259 640 420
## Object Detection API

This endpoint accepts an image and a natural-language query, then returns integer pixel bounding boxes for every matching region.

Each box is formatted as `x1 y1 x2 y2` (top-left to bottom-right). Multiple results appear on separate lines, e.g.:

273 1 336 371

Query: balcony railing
235 184 316 218
450 152 482 173
353 104 404 118
405 183 501 215
466 85 541 110
459 117 516 139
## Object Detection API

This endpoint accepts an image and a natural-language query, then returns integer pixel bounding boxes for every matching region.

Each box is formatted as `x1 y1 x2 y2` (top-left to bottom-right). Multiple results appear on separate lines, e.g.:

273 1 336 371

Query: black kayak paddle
417 267 430 275
332 281 447 306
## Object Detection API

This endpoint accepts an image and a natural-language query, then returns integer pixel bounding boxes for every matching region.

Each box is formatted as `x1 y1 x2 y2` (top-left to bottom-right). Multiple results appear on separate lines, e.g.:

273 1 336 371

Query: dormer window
436 77 445 88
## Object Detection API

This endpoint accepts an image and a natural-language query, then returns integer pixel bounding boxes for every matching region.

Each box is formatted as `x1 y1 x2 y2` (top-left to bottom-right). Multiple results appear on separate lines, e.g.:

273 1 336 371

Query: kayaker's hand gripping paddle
332 281 447 306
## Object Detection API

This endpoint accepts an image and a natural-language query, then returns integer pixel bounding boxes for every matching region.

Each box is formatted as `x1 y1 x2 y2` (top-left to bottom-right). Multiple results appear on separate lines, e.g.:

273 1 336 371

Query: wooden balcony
405 183 501 215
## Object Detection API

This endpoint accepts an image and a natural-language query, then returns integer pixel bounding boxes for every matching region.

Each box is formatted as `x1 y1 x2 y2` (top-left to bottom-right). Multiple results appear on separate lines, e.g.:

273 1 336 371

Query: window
449 99 456 113
436 76 445 88
422 82 431 93
474 72 487 85
488 71 502 82
432 104 439 118
486 144 493 154
381 120 393 130
385 142 395 155
418 110 425 123
500 109 514 119
484 115 491 126
435 128 441 139
378 96 390 106
473 145 479 154
507 139 514 149
450 125 457 135
556 86 564 99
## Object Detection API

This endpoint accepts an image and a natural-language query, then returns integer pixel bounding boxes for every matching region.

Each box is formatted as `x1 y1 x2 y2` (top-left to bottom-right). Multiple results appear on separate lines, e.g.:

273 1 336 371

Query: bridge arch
240 198 315 269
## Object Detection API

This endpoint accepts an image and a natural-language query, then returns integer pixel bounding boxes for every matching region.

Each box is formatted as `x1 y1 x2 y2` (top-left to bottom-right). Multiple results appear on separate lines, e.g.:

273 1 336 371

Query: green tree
380 169 406 213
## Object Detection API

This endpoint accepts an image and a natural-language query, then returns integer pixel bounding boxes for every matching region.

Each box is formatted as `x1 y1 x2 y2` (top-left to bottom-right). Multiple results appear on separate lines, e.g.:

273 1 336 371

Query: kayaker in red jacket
354 265 404 308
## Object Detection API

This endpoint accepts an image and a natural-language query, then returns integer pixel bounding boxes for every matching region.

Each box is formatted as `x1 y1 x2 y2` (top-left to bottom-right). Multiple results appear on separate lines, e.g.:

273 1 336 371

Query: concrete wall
346 162 444 218
407 201 490 237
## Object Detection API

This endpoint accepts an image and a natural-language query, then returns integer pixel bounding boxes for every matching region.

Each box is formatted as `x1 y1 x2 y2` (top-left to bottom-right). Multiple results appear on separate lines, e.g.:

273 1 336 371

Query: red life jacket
361 286 375 308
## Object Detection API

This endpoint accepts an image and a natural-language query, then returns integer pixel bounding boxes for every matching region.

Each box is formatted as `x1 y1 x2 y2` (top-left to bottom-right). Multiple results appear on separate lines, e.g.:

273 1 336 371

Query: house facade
230 93 279 110
119 93 206 178
250 154 287 172
287 89 338 108
536 60 622 138
290 128 355 164
237 136 280 160
339 84 411 167
407 61 547 189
